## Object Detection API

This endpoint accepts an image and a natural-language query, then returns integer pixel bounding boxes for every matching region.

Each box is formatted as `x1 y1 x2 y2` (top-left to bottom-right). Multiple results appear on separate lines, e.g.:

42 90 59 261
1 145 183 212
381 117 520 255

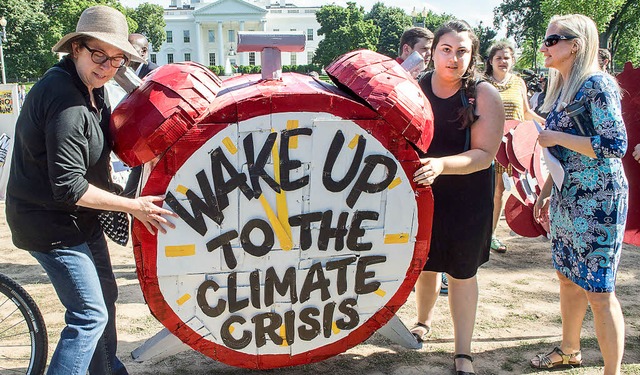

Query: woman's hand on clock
131 195 179 235
413 158 443 186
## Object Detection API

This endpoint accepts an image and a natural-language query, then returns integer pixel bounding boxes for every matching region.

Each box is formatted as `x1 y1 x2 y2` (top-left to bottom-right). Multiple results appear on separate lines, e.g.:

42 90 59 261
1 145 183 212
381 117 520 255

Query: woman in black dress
410 21 504 375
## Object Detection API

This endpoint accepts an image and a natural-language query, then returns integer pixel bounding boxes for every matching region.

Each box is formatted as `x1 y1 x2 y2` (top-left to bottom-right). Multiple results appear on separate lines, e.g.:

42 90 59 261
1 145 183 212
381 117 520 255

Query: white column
194 22 202 64
239 21 245 66
258 20 267 66
217 21 224 66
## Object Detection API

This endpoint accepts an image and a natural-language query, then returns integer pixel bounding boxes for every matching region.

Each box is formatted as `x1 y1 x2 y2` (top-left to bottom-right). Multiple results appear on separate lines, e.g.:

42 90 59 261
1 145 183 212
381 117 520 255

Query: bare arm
537 130 596 158
77 184 177 234
519 77 546 124
414 82 504 185
533 176 553 223
634 143 640 163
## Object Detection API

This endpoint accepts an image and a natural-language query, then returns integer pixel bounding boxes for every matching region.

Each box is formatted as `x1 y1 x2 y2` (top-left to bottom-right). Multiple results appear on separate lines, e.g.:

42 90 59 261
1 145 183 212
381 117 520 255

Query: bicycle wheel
0 273 48 375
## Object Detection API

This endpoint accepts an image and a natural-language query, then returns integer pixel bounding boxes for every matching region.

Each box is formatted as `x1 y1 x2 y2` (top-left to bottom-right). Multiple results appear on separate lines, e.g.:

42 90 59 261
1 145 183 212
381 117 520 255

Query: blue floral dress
546 73 628 293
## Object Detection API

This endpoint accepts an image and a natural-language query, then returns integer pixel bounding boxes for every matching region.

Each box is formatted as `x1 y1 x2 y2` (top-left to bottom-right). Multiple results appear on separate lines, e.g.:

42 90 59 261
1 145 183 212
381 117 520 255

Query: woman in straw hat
5 6 176 374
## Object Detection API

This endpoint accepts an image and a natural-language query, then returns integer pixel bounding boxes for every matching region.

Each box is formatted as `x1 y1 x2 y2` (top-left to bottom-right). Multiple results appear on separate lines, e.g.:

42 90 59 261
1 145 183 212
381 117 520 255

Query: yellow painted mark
270 134 292 244
286 120 299 149
176 185 189 195
222 137 238 154
280 324 288 346
176 294 191 306
348 135 360 149
384 233 410 244
388 177 402 190
165 244 196 257
332 322 340 335
229 325 235 334
374 288 387 297
259 195 293 250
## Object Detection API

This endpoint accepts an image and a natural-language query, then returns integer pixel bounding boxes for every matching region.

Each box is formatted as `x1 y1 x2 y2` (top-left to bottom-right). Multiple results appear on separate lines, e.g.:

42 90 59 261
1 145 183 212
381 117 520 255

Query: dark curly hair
431 20 481 129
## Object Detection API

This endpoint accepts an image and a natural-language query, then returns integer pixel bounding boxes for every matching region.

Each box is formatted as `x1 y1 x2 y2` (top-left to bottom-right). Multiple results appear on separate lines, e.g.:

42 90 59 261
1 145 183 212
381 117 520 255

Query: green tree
364 2 411 58
474 21 498 59
495 0 640 69
416 10 454 33
313 2 379 67
541 0 639 68
494 0 546 70
608 1 640 68
126 3 166 52
0 0 57 81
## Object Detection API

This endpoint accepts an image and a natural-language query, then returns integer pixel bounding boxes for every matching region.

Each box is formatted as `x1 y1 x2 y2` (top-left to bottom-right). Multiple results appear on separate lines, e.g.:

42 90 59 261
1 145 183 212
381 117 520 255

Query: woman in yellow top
485 42 546 253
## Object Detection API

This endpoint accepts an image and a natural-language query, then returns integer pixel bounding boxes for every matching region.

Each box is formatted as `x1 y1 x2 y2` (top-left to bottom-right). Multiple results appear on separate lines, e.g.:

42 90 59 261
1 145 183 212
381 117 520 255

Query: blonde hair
540 14 603 113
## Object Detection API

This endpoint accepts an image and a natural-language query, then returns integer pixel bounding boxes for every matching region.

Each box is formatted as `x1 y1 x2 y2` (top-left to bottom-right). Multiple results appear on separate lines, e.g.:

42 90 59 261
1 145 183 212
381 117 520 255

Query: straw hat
52 5 144 63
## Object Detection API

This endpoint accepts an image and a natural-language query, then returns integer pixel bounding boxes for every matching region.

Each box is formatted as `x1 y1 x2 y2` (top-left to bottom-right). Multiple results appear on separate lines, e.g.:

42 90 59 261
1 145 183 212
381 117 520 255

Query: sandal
491 236 507 253
409 322 431 343
454 353 475 375
530 346 582 369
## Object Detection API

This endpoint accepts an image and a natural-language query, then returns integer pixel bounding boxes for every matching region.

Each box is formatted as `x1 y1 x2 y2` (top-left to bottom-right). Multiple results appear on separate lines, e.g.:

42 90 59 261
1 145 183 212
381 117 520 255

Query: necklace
491 73 511 85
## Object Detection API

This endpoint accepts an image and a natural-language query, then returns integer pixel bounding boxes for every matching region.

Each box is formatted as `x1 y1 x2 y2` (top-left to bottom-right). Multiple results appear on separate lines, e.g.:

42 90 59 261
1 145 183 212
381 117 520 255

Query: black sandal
409 322 431 343
454 354 475 375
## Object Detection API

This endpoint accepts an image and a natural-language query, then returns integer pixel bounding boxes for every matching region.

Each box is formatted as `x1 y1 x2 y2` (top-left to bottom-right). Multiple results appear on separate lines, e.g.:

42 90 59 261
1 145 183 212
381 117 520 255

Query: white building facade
150 0 323 68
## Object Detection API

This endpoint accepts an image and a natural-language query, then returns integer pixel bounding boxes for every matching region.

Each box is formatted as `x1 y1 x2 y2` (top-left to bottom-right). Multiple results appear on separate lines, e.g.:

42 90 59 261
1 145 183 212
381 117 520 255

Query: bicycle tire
0 273 48 375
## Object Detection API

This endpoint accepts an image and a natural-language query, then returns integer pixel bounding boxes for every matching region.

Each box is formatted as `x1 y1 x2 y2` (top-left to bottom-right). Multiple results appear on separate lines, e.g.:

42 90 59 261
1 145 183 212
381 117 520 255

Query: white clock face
155 112 418 356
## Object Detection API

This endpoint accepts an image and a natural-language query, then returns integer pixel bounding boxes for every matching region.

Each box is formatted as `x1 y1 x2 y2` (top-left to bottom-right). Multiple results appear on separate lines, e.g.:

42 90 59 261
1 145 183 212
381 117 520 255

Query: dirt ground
1 202 638 375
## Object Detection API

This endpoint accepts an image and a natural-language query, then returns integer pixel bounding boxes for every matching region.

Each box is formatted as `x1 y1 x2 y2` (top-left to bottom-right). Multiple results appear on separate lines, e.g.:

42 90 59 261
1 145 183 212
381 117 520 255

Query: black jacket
138 61 159 78
6 56 114 252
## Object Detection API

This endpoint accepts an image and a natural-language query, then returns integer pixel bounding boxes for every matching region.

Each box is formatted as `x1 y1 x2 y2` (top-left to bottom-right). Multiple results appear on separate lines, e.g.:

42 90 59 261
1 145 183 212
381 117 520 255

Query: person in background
396 27 434 66
484 41 546 253
598 48 611 72
5 6 177 374
529 76 548 117
128 33 159 79
411 20 504 375
122 33 160 198
531 14 627 375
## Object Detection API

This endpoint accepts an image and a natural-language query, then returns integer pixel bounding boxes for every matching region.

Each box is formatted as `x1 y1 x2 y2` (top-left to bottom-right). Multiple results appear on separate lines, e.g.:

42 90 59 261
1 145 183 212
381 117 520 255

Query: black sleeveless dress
418 73 494 279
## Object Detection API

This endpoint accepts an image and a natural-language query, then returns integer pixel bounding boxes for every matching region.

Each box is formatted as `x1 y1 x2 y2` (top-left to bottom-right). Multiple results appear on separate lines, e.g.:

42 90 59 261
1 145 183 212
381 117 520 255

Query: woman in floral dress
531 14 628 375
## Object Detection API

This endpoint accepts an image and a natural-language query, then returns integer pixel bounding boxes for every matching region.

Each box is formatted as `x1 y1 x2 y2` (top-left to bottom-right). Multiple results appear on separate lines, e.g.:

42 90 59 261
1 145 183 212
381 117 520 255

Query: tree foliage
494 0 640 70
414 10 455 33
0 0 170 81
125 3 166 52
0 0 57 81
313 2 379 67
474 21 498 59
364 2 411 58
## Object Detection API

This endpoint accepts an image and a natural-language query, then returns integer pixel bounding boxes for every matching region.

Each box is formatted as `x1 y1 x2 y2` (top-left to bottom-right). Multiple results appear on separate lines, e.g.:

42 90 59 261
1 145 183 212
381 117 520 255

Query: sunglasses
543 34 577 47
81 43 128 68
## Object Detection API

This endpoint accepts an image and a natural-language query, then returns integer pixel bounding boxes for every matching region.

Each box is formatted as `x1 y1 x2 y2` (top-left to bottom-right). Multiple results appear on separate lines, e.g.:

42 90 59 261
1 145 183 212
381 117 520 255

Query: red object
496 120 521 168
505 128 527 173
111 55 435 369
618 62 640 246
111 62 223 167
325 50 434 153
511 121 538 176
530 143 548 194
504 195 546 238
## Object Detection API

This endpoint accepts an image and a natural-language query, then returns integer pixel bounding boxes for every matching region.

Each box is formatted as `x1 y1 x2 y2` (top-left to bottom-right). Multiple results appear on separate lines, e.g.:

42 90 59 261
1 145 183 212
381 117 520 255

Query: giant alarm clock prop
111 32 435 369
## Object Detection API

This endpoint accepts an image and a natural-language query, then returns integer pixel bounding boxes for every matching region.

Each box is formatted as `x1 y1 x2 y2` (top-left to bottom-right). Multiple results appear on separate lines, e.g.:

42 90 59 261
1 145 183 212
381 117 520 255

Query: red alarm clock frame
111 50 435 369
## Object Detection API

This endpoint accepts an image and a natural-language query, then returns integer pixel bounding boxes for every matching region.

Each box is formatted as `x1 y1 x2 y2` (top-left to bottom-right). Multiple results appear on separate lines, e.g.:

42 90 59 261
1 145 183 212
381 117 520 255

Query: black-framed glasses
81 43 128 68
543 34 577 47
